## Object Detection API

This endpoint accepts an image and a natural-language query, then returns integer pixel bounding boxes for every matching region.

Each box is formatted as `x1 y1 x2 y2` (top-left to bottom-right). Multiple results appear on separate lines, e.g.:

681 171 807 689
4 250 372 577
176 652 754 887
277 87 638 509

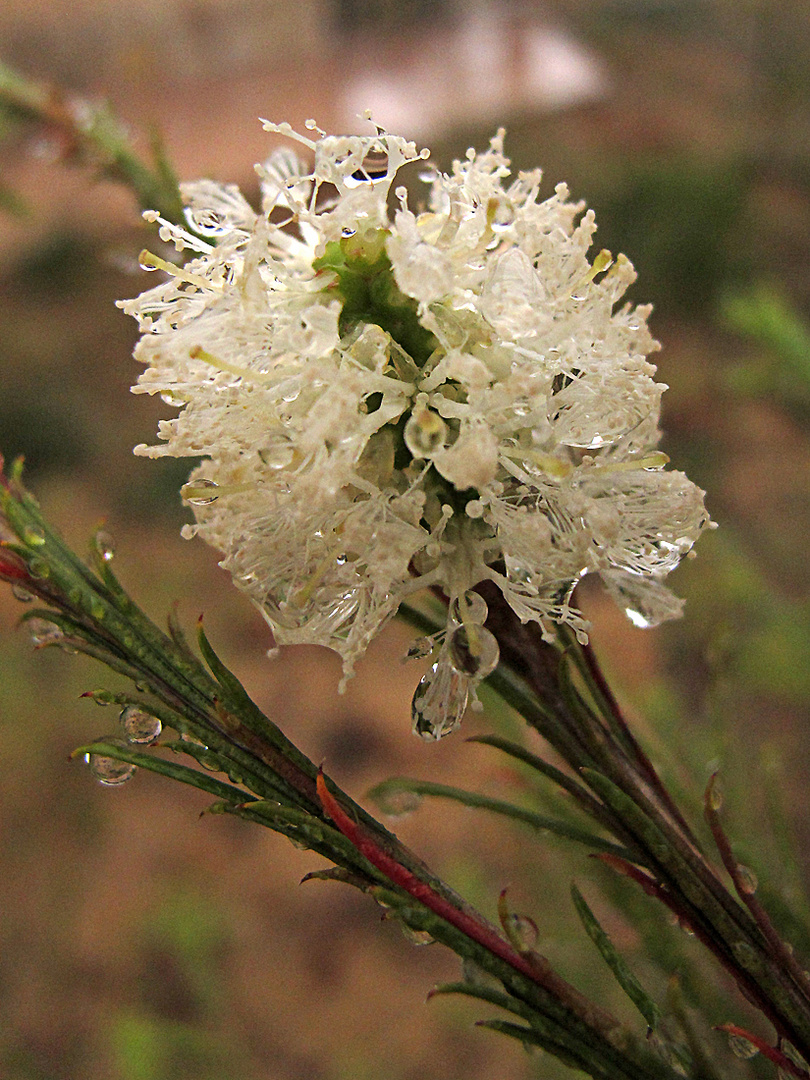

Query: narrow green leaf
196 622 248 700
195 619 317 774
232 801 385 884
467 733 581 791
571 883 662 1030
369 777 635 859
475 1019 586 1070
428 980 538 1021
167 602 195 660
73 740 249 803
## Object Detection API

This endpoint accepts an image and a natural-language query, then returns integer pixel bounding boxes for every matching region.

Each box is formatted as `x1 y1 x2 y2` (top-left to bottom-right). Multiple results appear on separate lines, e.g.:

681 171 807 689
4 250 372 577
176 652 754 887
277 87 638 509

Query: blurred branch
721 284 810 405
0 59 183 223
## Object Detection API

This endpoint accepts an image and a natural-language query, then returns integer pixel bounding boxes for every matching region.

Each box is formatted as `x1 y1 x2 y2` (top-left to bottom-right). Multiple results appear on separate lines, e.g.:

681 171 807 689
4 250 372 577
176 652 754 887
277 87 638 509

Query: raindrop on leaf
85 752 136 786
120 705 162 745
728 1034 759 1060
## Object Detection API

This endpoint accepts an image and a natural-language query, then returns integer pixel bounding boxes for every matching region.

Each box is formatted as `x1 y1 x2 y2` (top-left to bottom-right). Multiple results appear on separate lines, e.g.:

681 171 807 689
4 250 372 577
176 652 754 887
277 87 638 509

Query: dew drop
11 584 35 602
447 624 499 679
28 558 51 580
399 923 435 946
182 479 220 505
625 607 652 629
505 913 539 952
728 1033 759 1060
405 636 435 660
411 661 469 740
708 778 724 811
783 1042 810 1071
376 786 423 819
461 959 499 989
120 705 162 745
95 530 115 561
22 526 45 547
28 617 63 647
737 865 758 895
448 590 488 626
403 408 447 458
85 752 136 786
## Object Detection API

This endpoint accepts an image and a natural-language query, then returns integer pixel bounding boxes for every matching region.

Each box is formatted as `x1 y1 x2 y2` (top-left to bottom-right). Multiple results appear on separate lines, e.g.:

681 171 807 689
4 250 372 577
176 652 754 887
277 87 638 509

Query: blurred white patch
339 7 607 139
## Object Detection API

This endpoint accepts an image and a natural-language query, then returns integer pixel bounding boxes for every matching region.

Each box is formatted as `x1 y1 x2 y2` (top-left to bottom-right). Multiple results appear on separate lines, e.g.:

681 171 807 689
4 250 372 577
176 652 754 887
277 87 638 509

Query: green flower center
314 230 437 368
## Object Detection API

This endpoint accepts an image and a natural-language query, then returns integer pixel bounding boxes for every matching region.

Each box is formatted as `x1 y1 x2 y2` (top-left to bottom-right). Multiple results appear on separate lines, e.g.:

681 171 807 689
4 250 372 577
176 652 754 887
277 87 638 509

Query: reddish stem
316 769 621 1041
715 1024 810 1078
705 774 810 998
0 549 31 582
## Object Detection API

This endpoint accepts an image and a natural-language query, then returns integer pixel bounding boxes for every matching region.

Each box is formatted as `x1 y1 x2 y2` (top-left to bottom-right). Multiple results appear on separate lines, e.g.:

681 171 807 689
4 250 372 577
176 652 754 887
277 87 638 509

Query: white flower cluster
121 119 712 738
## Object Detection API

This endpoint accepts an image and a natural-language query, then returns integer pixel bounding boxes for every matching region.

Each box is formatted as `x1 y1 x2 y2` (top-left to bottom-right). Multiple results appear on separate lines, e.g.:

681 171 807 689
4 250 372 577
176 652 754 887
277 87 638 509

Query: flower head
121 120 712 739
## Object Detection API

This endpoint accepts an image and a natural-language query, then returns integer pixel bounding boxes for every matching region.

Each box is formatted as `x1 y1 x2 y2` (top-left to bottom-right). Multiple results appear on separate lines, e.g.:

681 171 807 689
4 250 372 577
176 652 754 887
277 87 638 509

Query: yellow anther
138 250 219 292
189 345 272 384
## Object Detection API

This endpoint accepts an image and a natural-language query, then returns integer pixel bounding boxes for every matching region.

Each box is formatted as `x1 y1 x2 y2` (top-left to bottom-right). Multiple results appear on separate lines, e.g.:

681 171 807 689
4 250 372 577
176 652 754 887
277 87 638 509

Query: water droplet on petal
406 636 435 660
86 752 136 786
448 590 488 626
120 705 162 745
411 660 469 740
182 479 220 505
625 607 652 629
404 408 447 458
11 584 35 602
728 1033 759 1060
447 624 499 679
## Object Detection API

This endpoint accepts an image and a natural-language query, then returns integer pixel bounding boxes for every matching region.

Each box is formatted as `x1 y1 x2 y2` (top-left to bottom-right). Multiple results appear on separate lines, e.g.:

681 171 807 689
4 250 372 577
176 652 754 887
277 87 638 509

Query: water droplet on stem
95 530 115 561
28 617 63 647
120 705 162 745
737 865 758 895
85 752 136 786
376 786 423 819
728 1033 759 1060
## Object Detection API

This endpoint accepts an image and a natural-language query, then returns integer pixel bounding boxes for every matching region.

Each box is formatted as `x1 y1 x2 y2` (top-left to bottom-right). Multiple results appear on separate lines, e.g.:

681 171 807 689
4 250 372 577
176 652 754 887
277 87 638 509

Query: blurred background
1 1 810 1078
